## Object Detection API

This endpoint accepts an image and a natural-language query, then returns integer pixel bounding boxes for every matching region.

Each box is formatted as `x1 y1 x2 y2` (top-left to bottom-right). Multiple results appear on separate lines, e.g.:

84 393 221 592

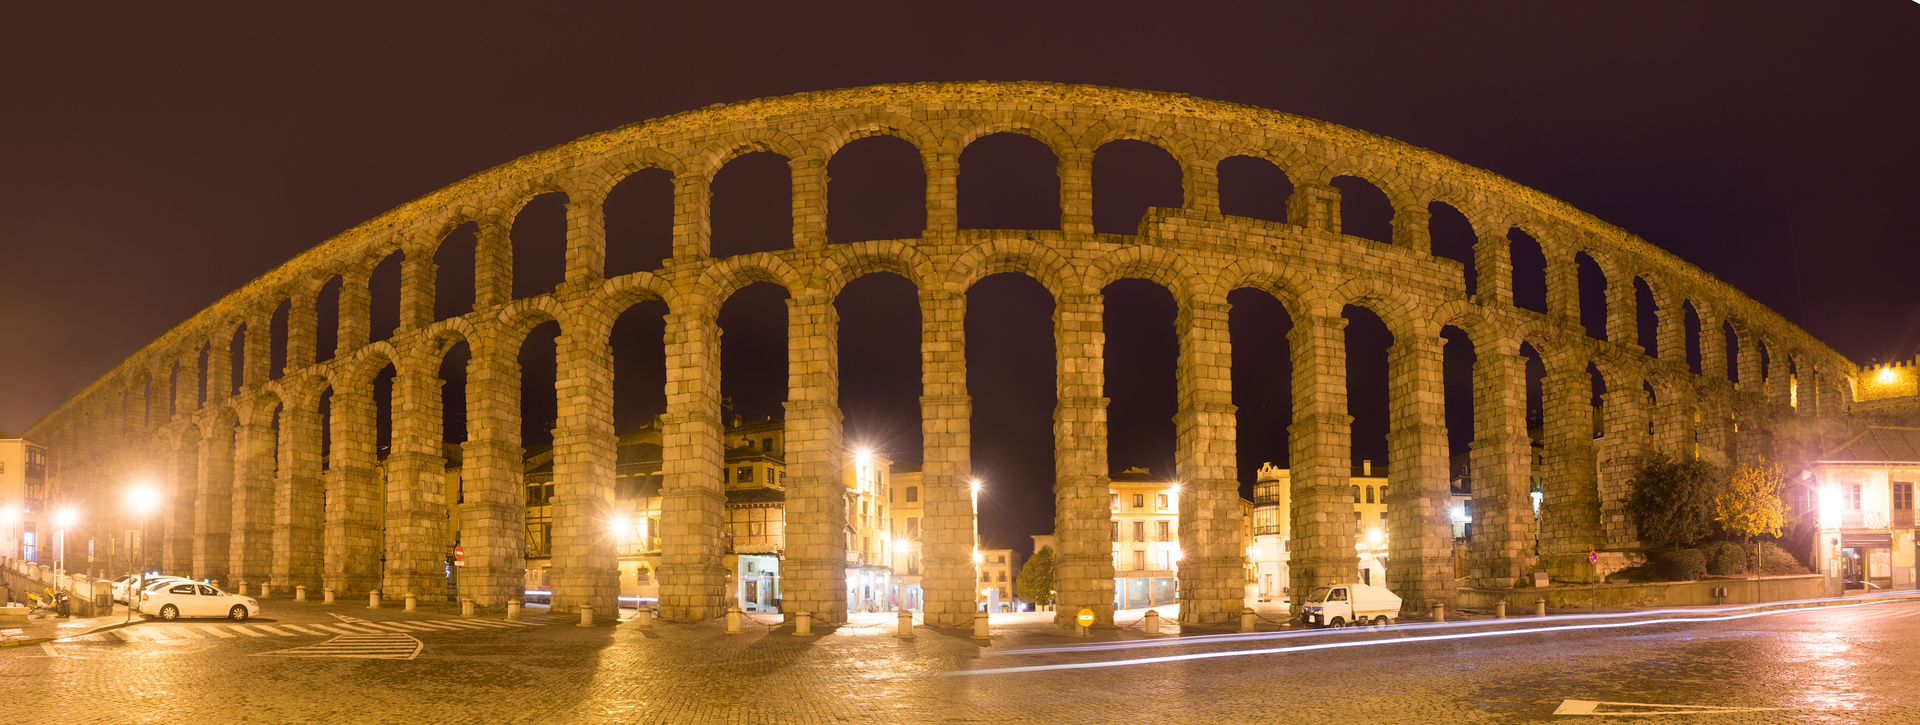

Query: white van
1300 583 1402 627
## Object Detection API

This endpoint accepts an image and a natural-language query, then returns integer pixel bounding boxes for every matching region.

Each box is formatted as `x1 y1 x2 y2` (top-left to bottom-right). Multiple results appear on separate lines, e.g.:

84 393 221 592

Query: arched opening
318 388 334 472
368 251 403 343
1574 253 1606 341
1092 140 1183 235
958 133 1059 230
1520 342 1545 433
1103 278 1177 477
828 136 926 244
836 273 923 462
197 343 211 406
710 152 793 258
167 361 180 418
1587 363 1606 440
439 341 471 448
229 324 246 395
1723 321 1740 383
1759 341 1773 388
316 275 342 362
604 168 675 277
1428 202 1478 297
1634 277 1658 356
1331 176 1393 244
1683 301 1703 375
718 282 791 424
434 222 479 321
1508 229 1548 314
965 273 1056 561
1441 325 1477 481
610 301 670 435
1216 156 1292 223
1228 288 1292 488
512 193 569 299
519 321 562 450
373 364 396 455
1643 381 1658 438
269 298 291 380
1343 306 1393 472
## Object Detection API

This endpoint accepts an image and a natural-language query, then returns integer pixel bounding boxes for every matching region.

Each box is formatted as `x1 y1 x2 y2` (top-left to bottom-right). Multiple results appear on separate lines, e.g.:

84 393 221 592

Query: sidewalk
0 604 138 648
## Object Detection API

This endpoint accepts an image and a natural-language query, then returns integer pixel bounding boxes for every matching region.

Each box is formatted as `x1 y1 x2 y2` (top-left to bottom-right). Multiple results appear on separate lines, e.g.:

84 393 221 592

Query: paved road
3 596 1916 723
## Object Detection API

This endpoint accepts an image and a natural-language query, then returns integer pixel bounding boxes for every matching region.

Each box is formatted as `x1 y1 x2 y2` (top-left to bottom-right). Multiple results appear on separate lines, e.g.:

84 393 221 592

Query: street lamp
126 482 161 579
53 507 77 575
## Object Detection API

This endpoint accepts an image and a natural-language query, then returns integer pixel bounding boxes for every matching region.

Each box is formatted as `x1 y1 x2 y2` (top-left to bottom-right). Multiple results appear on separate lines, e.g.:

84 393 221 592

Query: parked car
115 575 190 604
139 582 260 621
1300 583 1402 628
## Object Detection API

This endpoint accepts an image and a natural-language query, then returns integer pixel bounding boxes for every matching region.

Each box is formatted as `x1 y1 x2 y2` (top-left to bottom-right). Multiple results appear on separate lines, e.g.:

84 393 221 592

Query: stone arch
578 147 688 206
948 238 1078 298
1085 245 1198 306
817 241 936 297
1332 277 1421 342
946 110 1076 157
688 254 808 315
690 128 813 178
598 271 679 320
816 110 942 160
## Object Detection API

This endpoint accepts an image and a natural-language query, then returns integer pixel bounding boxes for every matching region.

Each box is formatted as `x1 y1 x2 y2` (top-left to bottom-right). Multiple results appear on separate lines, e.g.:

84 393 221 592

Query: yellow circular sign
1076 608 1095 627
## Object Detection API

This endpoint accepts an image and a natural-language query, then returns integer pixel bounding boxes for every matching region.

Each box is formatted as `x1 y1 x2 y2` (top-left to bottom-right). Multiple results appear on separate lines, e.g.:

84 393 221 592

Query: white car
140 582 260 621
115 575 190 604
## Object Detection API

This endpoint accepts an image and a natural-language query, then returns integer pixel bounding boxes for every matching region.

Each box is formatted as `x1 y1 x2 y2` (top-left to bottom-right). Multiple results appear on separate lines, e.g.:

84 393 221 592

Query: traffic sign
1588 550 1598 563
454 546 465 561
1076 608 1095 627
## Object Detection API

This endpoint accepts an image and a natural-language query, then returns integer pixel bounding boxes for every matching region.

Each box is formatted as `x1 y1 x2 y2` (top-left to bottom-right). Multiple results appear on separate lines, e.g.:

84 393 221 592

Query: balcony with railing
1251 493 1282 508
1251 523 1282 536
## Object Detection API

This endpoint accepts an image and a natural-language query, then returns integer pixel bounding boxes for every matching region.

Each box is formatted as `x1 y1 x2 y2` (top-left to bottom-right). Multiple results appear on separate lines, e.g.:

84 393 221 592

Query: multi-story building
0 433 50 564
886 463 926 611
1798 426 1920 593
977 546 1016 611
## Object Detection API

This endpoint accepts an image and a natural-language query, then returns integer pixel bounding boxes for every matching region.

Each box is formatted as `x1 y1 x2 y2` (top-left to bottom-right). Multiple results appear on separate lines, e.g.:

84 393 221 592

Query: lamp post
53 507 77 575
127 483 161 582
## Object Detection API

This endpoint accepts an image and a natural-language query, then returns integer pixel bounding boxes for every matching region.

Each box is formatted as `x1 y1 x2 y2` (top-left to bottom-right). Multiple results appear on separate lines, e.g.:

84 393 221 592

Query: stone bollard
261 584 272 599
1431 603 1445 623
236 582 248 597
971 609 990 640
579 605 594 627
633 607 653 630
296 585 307 602
1144 609 1161 635
1240 607 1257 633
369 591 381 609
794 611 814 636
461 597 475 618
1535 599 1547 617
405 594 417 612
724 605 743 634
324 588 335 604
895 609 914 639
1495 601 1506 619
506 599 520 621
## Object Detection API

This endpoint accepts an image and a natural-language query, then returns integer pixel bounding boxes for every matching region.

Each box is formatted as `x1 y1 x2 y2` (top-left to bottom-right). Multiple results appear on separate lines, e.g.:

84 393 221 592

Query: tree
1717 460 1788 548
1625 451 1721 549
1015 546 1055 608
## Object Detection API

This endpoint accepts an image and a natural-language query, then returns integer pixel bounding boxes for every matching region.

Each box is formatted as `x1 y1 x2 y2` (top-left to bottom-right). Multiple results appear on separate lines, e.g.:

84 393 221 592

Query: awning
1841 532 1893 548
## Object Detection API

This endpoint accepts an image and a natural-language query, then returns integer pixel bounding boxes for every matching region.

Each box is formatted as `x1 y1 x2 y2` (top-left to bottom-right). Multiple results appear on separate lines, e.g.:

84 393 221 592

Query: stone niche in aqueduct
23 82 1857 628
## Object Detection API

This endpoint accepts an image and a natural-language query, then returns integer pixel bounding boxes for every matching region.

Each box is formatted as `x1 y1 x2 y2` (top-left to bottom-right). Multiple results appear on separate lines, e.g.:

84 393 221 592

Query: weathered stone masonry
23 82 1859 626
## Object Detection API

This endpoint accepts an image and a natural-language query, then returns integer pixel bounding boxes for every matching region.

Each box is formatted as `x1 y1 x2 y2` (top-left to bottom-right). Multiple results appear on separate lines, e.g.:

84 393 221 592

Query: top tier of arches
26 81 1857 442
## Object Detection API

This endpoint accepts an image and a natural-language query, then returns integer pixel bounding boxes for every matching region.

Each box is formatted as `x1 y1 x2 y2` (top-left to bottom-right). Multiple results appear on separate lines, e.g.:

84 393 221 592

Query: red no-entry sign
454 546 465 562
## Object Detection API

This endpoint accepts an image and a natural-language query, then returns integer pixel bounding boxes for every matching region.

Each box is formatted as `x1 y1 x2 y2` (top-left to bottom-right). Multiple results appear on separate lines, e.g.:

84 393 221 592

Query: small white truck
1299 583 1402 628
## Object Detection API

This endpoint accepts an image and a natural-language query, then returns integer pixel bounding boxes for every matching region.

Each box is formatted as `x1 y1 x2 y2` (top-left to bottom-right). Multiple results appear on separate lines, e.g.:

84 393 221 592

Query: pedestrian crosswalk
255 633 422 660
78 616 540 643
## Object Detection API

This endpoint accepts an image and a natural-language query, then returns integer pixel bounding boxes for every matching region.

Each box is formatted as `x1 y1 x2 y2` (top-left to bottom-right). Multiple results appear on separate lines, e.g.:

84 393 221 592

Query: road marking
198 625 236 638
253 625 295 636
138 628 172 642
409 621 466 630
232 626 266 637
359 622 416 632
166 627 206 639
439 620 494 629
1554 699 1786 716
40 642 56 656
387 622 443 631
109 630 135 642
279 625 326 636
465 620 515 628
254 633 421 660
306 624 355 635
329 613 371 623
327 624 381 633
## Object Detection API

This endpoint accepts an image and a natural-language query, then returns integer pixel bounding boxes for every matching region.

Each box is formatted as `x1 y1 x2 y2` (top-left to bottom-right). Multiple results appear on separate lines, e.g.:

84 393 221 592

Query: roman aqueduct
21 82 1856 627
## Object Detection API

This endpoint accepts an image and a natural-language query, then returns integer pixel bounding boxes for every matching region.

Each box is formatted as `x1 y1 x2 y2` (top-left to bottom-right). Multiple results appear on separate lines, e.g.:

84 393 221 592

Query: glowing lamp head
1366 528 1384 546
610 512 631 537
53 508 77 528
1169 483 1182 496
972 551 984 564
970 479 982 493
126 483 161 515
0 508 17 524
1880 367 1898 384
855 448 873 466
893 538 910 550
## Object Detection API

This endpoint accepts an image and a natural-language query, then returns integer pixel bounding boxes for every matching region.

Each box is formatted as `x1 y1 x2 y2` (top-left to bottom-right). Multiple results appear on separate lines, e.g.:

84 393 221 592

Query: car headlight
246 599 258 607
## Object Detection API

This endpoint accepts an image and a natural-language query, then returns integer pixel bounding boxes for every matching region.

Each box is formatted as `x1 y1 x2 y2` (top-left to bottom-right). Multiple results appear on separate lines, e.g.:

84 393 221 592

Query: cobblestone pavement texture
3 596 1917 723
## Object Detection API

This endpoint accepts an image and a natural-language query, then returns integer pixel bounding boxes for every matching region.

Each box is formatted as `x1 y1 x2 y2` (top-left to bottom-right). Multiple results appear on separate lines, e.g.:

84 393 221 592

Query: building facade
0 433 51 564
1800 426 1920 593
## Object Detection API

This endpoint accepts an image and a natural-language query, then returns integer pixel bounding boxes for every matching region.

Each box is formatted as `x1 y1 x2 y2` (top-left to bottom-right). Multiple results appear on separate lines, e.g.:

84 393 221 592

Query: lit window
1157 494 1168 510
1366 486 1375 504
1352 485 1361 502
1133 521 1146 542
1132 494 1144 509
1895 482 1914 510
1111 521 1119 542
1156 520 1170 542
1851 483 1863 510
1133 550 1147 571
736 466 753 483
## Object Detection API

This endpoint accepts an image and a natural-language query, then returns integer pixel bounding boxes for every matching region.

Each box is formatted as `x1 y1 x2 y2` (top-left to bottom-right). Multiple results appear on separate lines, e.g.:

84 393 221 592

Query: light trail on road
949 596 1915 677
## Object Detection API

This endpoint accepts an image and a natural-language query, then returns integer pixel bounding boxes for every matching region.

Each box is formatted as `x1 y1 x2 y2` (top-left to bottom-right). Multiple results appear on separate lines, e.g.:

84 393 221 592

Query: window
761 437 772 452
1895 482 1914 510
983 572 992 582
736 466 754 483
778 471 786 485
906 486 919 503
997 572 1007 582
1379 486 1389 501
1352 485 1361 503
1133 494 1144 509
1158 550 1171 570
764 467 774 484
1366 486 1375 504
1850 483 1863 509
1133 521 1146 542
1156 520 1170 542
1111 521 1120 542
198 585 218 596
1157 494 1169 510
1133 550 1147 570
1354 511 1362 534
170 584 196 595
1110 493 1119 509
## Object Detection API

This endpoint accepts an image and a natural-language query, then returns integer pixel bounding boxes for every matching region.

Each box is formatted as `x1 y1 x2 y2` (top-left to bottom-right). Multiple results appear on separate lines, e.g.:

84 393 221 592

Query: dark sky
5 3 1919 555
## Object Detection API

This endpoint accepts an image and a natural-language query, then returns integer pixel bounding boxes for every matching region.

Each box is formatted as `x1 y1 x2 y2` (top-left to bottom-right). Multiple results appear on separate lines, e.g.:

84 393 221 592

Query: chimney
731 414 743 428
1362 459 1371 476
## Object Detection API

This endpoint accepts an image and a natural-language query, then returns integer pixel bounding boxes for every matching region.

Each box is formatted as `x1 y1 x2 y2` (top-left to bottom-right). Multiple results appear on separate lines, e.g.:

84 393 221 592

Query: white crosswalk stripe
109 630 135 642
279 625 326 636
253 625 296 636
306 624 355 635
232 625 267 637
255 633 421 660
198 625 235 638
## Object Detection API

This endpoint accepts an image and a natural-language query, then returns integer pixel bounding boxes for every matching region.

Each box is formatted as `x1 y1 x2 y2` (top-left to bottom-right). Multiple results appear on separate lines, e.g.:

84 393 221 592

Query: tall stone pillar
1700 313 1728 383
1468 346 1535 588
1391 204 1431 254
1474 233 1514 307
1606 277 1638 350
1385 334 1455 612
286 292 318 373
781 292 848 622
919 288 974 627
1287 183 1340 234
1052 292 1114 627
1287 314 1358 603
1174 297 1241 625
474 220 512 309
1735 323 1763 395
165 436 197 575
1544 255 1578 326
384 366 449 599
337 271 372 355
400 247 437 330
194 424 233 582
922 145 959 234
789 155 829 249
243 310 273 387
565 196 607 285
1656 297 1684 364
1651 379 1696 459
206 333 233 403
458 342 527 606
1597 376 1651 550
549 323 620 615
174 352 200 418
1539 358 1602 579
658 309 727 620
670 174 713 261
324 389 383 596
1765 342 1792 413
228 418 276 591
272 401 324 592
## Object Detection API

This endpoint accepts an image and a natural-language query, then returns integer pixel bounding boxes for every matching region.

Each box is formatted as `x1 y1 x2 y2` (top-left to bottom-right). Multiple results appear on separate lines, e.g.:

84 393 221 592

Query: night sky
5 3 1918 556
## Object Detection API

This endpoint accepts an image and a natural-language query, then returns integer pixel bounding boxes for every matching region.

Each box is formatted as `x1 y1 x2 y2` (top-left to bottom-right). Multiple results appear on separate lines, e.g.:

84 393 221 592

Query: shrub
1703 541 1748 576
1654 549 1708 581
1606 565 1656 583
1758 542 1809 575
